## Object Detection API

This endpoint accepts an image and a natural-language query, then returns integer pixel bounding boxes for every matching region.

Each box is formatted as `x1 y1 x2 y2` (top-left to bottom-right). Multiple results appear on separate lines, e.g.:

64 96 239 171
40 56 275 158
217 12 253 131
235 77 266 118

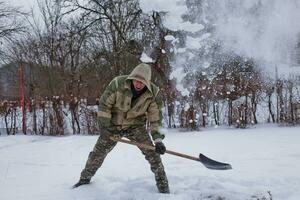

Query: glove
154 139 166 155
151 130 165 141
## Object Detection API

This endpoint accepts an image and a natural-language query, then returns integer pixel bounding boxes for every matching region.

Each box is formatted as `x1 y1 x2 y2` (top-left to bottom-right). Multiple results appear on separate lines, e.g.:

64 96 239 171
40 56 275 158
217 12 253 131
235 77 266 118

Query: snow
1 125 300 200
170 66 189 96
141 0 206 96
184 103 190 111
186 36 203 49
139 0 204 33
140 0 300 96
2 1 300 199
140 52 154 63
165 35 176 41
211 0 300 74
203 62 210 69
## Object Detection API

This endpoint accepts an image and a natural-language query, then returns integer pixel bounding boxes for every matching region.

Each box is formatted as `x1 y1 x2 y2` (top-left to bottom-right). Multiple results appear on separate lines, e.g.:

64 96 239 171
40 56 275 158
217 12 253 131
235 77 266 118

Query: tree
65 0 143 71
0 1 26 63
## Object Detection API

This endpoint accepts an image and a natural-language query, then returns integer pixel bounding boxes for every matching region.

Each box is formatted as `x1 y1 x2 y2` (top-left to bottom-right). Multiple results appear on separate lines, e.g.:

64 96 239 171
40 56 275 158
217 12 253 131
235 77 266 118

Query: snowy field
0 125 300 200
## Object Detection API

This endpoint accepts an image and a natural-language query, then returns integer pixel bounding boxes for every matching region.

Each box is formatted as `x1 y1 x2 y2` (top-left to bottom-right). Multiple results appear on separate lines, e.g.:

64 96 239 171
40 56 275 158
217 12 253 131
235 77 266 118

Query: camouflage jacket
97 63 164 140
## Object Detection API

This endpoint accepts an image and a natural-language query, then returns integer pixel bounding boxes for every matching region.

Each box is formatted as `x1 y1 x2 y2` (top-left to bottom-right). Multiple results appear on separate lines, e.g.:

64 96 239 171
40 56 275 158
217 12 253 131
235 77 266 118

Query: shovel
110 136 232 170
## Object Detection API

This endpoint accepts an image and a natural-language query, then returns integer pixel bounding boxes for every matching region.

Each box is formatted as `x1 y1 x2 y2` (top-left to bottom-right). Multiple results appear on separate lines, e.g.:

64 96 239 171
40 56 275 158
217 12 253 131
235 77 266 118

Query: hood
127 63 152 92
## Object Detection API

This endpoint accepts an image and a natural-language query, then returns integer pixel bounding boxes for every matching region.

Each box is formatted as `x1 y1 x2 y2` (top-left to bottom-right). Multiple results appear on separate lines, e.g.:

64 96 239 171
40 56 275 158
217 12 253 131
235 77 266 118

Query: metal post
18 64 26 135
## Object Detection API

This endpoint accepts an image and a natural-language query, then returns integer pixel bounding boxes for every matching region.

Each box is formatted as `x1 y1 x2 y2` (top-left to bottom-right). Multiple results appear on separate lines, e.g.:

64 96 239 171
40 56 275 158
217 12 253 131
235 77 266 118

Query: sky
1 125 300 200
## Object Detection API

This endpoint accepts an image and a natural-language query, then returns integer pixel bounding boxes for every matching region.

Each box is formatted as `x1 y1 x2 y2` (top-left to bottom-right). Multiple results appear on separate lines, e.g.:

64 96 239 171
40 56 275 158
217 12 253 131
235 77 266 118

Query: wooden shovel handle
110 136 199 161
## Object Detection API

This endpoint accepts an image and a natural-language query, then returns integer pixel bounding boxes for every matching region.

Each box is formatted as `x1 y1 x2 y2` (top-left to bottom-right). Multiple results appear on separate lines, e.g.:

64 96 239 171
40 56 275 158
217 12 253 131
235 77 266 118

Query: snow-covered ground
1 125 300 200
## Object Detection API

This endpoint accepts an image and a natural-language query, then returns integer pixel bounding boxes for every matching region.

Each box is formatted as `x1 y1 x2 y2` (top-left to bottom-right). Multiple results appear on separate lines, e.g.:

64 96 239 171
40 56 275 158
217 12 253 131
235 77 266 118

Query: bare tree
66 2 139 50
0 1 26 62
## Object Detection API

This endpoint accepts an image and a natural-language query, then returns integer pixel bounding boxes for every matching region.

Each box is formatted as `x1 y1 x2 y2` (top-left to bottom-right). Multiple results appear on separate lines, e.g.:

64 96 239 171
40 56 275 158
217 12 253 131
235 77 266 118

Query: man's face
132 80 146 91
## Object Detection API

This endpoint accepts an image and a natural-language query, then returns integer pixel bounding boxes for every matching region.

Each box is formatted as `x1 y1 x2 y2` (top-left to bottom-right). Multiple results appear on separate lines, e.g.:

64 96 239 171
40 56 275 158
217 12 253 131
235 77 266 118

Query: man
73 63 170 193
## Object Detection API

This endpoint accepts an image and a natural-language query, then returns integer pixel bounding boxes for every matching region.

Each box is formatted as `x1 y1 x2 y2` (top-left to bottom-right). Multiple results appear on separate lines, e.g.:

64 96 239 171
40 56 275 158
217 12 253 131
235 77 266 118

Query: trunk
244 95 248 126
12 108 17 135
290 101 294 123
5 109 11 135
71 112 76 134
180 109 185 128
268 94 275 123
75 113 81 134
33 105 37 134
49 112 54 135
228 100 233 126
238 105 242 128
201 103 206 127
279 94 284 122
277 81 284 123
252 109 258 124
251 92 258 124
289 82 294 123
41 107 46 135
216 104 220 125
213 101 220 126
70 98 81 134
166 99 173 128
72 109 81 134
52 99 64 135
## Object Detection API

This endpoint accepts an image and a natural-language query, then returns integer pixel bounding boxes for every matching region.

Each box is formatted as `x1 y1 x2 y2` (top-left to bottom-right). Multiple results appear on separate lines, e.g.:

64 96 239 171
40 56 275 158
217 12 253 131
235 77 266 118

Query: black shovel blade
199 153 232 170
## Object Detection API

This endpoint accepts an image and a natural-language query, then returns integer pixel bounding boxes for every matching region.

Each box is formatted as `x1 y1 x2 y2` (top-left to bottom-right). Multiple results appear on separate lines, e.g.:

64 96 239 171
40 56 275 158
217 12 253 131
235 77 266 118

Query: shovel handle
110 136 200 161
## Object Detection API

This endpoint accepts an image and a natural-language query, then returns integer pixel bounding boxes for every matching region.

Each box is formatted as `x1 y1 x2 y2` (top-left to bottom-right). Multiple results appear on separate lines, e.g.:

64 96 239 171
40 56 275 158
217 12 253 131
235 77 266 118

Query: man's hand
154 139 166 154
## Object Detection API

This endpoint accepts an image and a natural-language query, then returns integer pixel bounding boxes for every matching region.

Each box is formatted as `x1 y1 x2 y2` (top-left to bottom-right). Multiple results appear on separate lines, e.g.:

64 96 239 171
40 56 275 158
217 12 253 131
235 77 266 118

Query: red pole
18 64 26 135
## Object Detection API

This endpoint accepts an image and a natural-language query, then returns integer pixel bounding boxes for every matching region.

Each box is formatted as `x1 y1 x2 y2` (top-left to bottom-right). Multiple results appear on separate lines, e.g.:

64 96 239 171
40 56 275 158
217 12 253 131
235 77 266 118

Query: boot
72 179 90 188
158 186 170 194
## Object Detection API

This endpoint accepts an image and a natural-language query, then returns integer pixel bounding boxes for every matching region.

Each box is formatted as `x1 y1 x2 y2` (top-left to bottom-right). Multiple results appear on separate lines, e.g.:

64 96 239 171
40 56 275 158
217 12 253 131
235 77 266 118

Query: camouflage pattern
97 63 164 140
79 63 169 193
80 126 169 193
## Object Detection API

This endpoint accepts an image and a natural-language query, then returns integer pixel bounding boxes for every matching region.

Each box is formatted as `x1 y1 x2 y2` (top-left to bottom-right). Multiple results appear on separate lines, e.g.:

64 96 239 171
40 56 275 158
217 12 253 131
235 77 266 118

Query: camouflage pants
80 126 169 193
